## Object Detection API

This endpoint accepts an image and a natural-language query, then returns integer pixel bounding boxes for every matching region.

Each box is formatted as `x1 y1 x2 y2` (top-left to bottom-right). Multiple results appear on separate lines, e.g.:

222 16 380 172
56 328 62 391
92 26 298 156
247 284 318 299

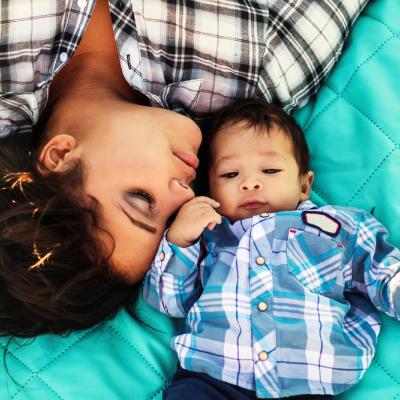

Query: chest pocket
287 230 344 294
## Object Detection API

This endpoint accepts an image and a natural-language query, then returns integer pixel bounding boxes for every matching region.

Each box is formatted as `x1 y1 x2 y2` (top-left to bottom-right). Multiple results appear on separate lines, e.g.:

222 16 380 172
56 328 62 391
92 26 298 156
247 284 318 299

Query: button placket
255 256 265 265
59 52 68 63
258 351 268 361
257 301 268 312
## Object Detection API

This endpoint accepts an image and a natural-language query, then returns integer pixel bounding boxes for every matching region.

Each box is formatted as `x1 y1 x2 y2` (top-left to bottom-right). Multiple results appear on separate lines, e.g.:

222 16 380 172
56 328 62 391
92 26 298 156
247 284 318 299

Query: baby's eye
262 169 280 174
221 172 238 178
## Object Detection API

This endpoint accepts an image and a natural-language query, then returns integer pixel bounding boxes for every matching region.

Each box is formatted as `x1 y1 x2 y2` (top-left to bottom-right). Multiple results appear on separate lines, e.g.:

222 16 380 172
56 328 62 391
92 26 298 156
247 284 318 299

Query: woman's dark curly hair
0 132 136 338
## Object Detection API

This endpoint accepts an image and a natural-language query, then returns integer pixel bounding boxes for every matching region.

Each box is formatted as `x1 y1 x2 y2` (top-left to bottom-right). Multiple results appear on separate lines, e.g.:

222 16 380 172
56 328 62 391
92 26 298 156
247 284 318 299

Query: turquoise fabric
0 295 180 399
0 0 399 398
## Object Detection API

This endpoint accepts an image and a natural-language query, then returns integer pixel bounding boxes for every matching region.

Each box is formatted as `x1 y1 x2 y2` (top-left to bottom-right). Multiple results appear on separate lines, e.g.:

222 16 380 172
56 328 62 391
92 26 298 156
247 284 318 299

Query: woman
0 0 368 393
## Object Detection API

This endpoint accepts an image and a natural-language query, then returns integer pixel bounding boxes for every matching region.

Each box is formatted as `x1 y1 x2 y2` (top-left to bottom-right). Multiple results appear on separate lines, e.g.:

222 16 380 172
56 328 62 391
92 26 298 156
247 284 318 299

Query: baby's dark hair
0 133 136 338
203 98 310 175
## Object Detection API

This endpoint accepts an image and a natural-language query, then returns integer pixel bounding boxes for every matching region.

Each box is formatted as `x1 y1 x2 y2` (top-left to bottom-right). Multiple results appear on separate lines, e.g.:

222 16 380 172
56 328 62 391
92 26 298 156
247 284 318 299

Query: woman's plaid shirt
0 0 368 136
143 201 400 398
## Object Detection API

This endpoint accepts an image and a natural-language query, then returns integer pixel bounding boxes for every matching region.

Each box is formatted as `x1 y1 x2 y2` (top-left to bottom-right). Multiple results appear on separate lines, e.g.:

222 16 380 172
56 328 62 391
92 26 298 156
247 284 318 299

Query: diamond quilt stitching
339 36 395 94
364 13 400 37
0 343 64 400
373 360 400 386
4 325 101 399
104 323 169 389
321 85 398 205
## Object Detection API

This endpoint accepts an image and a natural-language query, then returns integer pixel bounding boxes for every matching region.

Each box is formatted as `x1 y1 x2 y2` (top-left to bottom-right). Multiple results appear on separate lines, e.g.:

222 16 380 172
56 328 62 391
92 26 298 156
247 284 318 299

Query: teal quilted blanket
0 0 399 398
294 0 400 398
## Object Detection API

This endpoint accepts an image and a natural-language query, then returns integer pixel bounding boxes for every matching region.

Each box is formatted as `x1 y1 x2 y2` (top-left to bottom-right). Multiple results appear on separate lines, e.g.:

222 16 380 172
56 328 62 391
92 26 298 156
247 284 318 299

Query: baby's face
208 121 313 222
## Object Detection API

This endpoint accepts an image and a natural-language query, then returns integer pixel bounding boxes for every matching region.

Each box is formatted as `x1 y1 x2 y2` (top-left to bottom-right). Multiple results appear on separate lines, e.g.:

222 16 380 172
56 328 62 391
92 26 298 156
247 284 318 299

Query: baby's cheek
209 184 226 204
212 193 231 215
214 199 228 215
270 192 300 213
209 183 237 215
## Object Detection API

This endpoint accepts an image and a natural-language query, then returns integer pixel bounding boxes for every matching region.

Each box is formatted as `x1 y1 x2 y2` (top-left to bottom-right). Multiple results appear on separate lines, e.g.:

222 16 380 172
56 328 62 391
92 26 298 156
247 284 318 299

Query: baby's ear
299 171 314 201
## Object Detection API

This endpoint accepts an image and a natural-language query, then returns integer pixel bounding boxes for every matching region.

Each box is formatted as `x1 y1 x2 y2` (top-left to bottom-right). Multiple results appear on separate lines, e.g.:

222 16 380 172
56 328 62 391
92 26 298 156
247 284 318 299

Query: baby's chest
203 213 350 299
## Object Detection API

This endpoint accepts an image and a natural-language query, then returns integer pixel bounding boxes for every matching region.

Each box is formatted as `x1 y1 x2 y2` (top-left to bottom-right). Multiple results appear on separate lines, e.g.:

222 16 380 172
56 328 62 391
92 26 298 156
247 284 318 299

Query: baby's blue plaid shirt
143 200 400 398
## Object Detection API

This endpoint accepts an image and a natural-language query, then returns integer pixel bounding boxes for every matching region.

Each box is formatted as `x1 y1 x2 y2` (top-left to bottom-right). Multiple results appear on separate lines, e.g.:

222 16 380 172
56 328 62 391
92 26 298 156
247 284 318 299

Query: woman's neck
41 0 147 140
47 52 140 108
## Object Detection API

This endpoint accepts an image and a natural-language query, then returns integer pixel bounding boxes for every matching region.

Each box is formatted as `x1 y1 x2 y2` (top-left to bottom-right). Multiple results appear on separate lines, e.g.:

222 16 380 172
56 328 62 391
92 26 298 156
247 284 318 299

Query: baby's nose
240 180 263 191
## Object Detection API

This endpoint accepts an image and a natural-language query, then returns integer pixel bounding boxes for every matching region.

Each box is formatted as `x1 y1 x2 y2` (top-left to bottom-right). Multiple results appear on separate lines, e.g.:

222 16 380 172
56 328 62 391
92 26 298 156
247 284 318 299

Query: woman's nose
169 178 195 209
240 178 263 192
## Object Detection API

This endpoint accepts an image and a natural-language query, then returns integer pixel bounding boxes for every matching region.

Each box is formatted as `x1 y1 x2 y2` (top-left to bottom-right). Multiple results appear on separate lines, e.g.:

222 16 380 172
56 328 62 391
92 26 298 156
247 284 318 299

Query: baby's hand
167 196 222 247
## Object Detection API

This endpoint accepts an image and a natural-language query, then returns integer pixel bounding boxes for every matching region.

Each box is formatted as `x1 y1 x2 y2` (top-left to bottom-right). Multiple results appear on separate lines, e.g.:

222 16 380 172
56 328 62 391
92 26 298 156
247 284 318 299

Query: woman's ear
38 134 78 175
299 171 314 201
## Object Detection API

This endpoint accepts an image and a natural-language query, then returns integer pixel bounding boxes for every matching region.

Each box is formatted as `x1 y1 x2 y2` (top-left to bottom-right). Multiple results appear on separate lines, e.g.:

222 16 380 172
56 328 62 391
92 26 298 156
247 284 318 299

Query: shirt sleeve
350 211 400 319
142 232 203 318
258 0 370 112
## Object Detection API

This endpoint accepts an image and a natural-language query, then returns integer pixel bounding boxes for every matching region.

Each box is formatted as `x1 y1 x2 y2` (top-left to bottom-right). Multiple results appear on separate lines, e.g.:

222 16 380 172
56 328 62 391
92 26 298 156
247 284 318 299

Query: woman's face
68 104 201 282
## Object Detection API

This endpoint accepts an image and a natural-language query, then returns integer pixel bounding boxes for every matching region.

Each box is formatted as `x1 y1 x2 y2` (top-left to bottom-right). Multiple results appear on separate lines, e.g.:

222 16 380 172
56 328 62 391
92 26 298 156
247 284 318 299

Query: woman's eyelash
128 189 155 208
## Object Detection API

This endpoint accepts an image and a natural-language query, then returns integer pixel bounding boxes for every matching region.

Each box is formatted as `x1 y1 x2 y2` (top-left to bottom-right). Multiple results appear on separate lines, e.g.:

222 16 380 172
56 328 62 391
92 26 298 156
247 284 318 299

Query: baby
143 99 400 400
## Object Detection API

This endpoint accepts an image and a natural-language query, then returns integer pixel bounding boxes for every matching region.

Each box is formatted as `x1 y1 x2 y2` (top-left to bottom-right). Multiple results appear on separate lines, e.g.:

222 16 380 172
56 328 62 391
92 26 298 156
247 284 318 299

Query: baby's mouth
239 201 266 211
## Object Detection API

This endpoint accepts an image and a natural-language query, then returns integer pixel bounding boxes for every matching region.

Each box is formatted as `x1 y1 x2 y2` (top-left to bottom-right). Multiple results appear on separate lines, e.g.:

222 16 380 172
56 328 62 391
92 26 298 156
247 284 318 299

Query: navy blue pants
163 366 334 400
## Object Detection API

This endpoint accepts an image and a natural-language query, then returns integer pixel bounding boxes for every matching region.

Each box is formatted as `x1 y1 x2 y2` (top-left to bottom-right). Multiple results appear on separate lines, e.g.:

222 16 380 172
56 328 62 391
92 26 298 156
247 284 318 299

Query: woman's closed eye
122 189 158 234
127 189 155 211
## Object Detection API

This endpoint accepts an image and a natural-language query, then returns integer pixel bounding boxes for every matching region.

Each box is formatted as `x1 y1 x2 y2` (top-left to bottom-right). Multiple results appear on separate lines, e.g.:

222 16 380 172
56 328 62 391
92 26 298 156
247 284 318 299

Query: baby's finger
203 211 222 228
191 196 220 208
207 222 217 230
195 209 222 223
206 213 223 231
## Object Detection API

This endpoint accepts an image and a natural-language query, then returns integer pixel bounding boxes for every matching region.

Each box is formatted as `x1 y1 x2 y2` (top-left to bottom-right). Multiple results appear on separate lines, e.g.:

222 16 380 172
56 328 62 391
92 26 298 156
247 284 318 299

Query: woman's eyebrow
120 206 157 234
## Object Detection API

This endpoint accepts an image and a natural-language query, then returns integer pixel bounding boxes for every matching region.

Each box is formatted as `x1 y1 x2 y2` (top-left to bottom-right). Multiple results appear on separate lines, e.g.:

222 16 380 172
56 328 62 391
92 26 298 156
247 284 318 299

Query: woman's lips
174 151 200 169
174 151 198 182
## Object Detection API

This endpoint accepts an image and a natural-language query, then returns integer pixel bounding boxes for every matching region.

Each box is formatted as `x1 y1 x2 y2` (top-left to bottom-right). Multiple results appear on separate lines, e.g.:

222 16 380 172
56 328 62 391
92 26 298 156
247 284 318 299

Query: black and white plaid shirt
0 0 368 137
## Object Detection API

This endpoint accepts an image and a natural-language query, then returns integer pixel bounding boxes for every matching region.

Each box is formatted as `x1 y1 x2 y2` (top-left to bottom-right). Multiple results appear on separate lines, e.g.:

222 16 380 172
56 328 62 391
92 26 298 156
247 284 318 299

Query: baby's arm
143 197 221 318
350 211 400 319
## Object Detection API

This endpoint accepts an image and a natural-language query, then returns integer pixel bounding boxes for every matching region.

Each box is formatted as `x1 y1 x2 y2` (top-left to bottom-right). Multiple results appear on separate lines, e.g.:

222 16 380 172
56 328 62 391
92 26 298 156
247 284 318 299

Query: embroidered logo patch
302 211 341 237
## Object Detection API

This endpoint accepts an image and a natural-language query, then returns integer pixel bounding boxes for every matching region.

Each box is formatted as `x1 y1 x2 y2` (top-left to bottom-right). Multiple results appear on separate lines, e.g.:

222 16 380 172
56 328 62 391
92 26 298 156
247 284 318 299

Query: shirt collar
296 200 318 211
216 200 318 238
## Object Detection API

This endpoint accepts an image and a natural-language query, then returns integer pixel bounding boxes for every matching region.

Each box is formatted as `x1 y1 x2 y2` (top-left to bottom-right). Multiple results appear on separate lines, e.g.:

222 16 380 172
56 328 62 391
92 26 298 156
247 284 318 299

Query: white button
159 251 165 261
59 52 68 63
255 256 265 265
260 213 269 218
257 302 268 312
77 0 87 9
259 351 268 361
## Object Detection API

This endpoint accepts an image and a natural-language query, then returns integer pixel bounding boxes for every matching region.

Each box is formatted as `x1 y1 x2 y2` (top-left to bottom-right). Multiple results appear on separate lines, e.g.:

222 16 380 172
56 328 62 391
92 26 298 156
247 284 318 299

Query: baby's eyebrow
259 151 285 159
214 155 239 169
214 151 285 168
